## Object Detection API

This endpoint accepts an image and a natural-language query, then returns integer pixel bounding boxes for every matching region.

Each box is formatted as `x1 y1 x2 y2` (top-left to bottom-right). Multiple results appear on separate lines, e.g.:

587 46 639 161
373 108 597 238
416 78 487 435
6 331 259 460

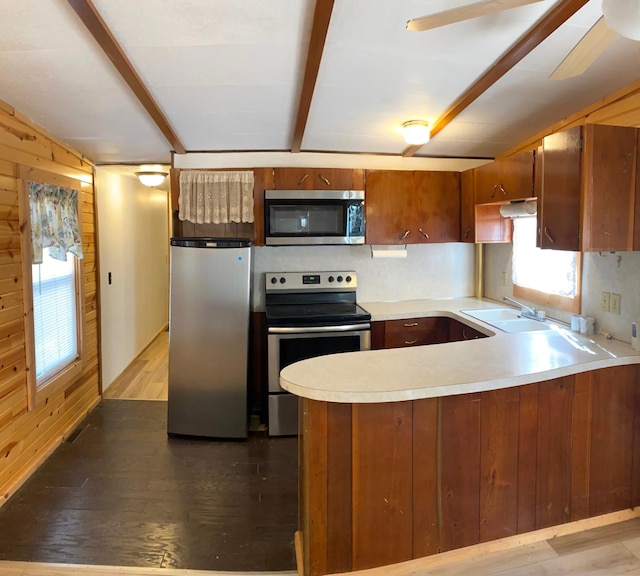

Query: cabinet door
414 171 461 243
460 170 475 243
273 168 359 190
539 127 582 251
365 171 418 244
499 151 535 201
581 124 638 252
474 162 501 204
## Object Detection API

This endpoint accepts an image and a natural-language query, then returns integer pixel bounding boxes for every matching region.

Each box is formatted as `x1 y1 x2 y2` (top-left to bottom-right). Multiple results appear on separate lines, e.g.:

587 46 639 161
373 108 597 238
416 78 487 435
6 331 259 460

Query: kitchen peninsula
281 298 640 576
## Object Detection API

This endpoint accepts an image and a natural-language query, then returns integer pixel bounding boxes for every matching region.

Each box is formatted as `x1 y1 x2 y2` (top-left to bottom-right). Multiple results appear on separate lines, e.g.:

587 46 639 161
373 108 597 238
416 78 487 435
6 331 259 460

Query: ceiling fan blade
406 0 546 32
550 16 618 80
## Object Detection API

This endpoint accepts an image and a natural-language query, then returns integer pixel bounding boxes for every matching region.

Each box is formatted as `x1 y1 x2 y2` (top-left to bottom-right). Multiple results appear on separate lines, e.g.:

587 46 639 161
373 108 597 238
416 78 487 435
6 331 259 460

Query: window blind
32 248 78 384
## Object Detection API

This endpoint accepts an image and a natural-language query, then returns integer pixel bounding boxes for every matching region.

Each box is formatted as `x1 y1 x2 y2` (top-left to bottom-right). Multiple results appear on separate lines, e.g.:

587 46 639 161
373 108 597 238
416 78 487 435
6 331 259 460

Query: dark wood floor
0 400 298 571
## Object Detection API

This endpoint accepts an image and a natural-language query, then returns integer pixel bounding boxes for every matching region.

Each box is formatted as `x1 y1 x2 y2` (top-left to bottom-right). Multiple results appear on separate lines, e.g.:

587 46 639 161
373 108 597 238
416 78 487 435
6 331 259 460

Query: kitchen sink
462 308 553 333
462 308 521 322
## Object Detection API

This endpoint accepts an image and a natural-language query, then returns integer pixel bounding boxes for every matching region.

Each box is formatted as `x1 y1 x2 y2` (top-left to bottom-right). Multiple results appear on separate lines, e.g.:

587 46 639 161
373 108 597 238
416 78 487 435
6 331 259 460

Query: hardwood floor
0 401 298 572
6 330 640 575
103 330 169 400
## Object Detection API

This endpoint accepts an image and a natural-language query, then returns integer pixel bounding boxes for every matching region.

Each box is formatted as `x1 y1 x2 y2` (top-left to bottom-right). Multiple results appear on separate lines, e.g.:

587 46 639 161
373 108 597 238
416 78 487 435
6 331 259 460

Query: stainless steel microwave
264 190 365 245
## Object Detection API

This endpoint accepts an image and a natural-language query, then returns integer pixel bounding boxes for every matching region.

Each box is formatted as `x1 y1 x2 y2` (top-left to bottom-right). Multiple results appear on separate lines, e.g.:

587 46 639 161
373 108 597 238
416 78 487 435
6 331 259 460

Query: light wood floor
103 330 168 400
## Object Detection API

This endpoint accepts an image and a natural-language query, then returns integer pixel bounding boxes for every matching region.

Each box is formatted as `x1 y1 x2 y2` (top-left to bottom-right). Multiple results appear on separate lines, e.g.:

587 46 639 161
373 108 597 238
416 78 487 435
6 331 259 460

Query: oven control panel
265 271 357 292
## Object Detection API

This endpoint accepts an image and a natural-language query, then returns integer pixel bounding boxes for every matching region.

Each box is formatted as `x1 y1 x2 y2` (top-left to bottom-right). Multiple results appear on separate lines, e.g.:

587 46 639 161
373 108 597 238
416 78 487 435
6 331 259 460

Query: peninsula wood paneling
440 393 481 551
325 403 352 574
588 366 636 516
536 377 574 529
352 402 413 570
0 98 99 504
479 388 519 542
300 365 640 576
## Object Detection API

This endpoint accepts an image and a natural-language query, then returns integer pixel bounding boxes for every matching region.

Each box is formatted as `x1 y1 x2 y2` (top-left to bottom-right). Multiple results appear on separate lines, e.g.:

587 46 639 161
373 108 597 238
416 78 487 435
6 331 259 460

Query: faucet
503 296 545 321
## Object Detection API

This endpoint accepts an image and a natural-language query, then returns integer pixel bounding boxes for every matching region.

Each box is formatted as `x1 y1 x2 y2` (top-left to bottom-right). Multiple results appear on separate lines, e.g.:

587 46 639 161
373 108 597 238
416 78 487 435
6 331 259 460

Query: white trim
174 151 489 172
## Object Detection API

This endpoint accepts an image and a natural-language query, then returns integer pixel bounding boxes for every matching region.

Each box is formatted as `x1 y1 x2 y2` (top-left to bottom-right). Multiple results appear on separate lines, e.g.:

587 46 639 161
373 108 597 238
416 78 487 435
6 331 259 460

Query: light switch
611 293 621 315
601 291 610 312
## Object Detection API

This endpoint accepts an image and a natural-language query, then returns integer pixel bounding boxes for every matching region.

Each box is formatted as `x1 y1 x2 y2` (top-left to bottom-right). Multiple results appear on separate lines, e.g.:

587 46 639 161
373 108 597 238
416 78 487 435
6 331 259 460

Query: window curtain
28 181 84 265
178 170 254 224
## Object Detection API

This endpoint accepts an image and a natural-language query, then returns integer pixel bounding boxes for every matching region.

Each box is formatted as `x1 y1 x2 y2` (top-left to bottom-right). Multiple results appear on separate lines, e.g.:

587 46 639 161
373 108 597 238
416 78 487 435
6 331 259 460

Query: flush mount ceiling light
135 170 168 187
602 0 640 40
402 120 431 145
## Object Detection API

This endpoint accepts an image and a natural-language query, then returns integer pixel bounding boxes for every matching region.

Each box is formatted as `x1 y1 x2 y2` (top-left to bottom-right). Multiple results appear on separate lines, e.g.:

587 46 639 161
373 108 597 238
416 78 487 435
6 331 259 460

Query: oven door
267 324 371 393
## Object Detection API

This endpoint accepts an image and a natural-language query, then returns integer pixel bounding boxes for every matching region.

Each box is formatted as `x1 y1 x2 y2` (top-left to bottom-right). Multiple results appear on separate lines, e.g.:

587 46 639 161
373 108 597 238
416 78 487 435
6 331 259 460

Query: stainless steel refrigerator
167 238 251 438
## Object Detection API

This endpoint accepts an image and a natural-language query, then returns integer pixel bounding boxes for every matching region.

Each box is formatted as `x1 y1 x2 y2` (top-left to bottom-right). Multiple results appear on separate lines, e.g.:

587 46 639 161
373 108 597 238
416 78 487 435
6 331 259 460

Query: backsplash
252 243 475 309
484 244 640 343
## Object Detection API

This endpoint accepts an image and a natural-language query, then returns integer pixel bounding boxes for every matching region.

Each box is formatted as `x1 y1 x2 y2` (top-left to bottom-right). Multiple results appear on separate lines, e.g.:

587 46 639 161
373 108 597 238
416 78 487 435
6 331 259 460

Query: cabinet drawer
384 317 447 348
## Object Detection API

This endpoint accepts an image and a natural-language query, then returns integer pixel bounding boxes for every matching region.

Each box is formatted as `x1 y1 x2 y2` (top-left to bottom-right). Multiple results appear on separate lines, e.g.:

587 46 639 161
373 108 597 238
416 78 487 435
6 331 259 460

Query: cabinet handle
464 227 471 239
544 226 555 244
404 322 419 327
297 174 308 185
500 184 507 196
419 228 429 239
319 174 331 186
404 340 418 345
491 184 498 198
400 229 410 240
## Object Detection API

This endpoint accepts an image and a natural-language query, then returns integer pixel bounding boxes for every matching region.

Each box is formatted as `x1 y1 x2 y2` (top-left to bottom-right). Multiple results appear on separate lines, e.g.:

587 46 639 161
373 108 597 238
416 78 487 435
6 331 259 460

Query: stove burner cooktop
264 270 370 327
266 302 371 327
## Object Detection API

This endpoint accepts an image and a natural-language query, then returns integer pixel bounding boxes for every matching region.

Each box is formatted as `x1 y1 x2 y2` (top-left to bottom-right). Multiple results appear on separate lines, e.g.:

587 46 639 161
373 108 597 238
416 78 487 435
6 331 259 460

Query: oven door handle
268 323 371 334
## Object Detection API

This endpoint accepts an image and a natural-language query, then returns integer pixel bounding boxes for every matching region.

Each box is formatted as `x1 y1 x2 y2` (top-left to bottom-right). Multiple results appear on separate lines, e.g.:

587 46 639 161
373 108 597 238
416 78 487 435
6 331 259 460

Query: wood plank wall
501 77 640 157
301 364 640 576
0 99 100 504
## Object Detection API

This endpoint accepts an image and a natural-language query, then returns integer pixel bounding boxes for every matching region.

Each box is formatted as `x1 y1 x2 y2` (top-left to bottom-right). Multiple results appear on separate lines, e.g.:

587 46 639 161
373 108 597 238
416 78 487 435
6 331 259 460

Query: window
512 217 581 314
19 170 86 407
32 248 79 385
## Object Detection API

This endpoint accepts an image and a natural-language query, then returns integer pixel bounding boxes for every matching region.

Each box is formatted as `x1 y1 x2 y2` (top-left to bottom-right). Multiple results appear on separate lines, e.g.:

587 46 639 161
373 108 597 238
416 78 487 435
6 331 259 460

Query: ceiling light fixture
135 170 168 187
602 0 640 41
402 120 430 145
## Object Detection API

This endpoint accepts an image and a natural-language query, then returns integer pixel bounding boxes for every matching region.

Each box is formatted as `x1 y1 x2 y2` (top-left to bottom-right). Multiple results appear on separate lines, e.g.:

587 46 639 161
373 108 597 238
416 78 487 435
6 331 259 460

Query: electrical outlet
611 293 621 315
601 291 611 312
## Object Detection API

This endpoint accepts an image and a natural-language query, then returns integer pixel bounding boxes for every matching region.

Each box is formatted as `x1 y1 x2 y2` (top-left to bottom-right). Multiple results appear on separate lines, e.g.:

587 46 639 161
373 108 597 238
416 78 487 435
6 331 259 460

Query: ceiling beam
291 0 335 153
402 0 590 157
66 0 186 154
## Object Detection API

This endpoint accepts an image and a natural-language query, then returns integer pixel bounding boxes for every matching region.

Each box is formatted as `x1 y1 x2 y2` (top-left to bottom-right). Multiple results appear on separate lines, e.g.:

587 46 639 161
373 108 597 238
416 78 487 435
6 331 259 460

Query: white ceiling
0 0 639 165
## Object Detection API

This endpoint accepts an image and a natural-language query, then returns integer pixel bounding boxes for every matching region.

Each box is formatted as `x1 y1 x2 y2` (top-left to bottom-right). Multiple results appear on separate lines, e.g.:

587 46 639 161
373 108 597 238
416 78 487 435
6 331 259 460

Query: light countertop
279 297 640 403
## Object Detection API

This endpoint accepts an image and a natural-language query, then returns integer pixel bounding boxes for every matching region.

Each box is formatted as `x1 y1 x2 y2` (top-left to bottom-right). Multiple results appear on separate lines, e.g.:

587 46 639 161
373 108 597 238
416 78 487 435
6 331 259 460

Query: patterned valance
178 170 254 224
29 181 84 265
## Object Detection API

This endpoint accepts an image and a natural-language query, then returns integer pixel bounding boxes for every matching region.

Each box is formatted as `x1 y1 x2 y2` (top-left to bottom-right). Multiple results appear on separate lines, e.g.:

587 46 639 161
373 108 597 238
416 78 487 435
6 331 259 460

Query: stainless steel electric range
265 271 371 436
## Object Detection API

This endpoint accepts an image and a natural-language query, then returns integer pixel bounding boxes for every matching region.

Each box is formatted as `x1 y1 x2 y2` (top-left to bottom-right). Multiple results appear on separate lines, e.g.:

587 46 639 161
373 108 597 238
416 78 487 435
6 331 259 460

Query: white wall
96 167 169 391
252 243 475 309
484 243 640 343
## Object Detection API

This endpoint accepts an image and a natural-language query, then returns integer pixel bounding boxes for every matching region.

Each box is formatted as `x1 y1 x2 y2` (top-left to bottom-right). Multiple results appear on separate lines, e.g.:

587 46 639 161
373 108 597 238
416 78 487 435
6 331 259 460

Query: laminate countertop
279 297 640 403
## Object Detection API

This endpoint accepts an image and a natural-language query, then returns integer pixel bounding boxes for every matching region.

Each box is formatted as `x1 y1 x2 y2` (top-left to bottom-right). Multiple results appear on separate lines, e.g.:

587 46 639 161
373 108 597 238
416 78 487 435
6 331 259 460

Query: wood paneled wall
502 78 640 157
300 365 640 576
0 99 100 503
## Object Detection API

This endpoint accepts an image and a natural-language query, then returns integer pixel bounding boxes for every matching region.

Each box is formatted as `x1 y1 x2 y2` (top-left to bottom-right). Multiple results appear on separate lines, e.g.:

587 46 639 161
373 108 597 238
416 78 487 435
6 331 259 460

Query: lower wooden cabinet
374 317 487 350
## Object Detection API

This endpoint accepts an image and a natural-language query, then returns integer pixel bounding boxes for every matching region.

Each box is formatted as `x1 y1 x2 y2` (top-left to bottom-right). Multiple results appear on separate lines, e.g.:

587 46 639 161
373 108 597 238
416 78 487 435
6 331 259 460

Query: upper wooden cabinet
474 150 535 203
460 168 513 244
365 170 460 245
538 124 638 252
273 168 364 190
